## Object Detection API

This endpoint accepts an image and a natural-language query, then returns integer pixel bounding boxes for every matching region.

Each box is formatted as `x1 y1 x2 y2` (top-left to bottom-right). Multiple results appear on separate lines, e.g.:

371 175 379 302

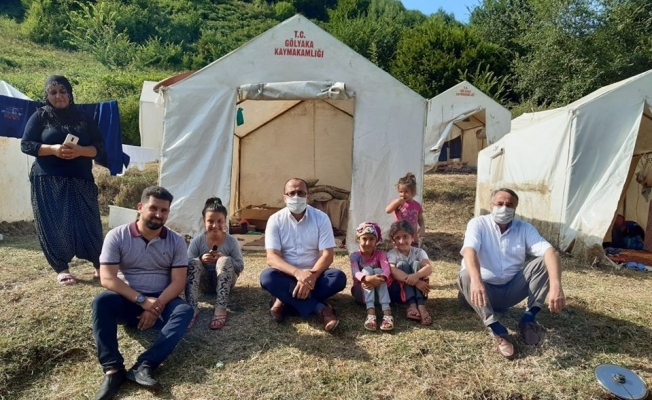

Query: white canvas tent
476 70 652 256
157 15 431 251
1 81 30 100
0 80 33 222
139 80 164 151
424 81 511 170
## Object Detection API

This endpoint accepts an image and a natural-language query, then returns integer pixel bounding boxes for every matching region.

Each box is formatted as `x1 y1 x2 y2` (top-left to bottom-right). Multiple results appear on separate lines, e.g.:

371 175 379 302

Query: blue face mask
492 206 515 225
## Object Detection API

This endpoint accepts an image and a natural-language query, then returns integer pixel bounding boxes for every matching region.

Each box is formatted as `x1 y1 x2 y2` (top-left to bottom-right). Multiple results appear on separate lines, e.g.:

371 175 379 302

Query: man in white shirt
458 188 566 359
260 178 347 332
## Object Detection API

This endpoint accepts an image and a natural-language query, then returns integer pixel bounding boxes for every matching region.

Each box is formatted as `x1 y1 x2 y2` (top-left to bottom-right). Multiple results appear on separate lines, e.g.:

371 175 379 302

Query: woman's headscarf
356 221 382 242
43 75 75 106
42 75 77 122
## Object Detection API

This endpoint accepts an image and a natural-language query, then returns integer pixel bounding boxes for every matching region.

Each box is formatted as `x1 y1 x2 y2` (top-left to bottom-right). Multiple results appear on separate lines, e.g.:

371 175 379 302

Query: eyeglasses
284 190 307 197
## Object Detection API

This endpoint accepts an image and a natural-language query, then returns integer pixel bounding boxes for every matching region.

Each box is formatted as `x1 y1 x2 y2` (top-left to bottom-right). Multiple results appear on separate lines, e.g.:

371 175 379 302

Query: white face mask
492 205 515 225
285 196 307 214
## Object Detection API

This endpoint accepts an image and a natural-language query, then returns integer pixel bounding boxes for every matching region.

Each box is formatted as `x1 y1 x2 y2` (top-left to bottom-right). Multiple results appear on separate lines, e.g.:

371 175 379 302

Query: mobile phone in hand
211 245 218 253
63 134 79 145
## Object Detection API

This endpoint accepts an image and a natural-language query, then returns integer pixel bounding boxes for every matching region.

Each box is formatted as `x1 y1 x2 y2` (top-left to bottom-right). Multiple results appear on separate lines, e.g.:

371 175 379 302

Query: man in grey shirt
92 186 193 400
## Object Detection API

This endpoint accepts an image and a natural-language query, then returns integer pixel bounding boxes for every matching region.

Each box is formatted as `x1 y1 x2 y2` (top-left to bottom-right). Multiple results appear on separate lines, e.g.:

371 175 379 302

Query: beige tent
424 81 511 170
476 70 652 255
156 16 427 252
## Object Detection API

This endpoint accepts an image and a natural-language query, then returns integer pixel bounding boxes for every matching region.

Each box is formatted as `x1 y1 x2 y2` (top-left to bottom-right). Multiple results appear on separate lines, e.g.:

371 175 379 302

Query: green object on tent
236 107 244 126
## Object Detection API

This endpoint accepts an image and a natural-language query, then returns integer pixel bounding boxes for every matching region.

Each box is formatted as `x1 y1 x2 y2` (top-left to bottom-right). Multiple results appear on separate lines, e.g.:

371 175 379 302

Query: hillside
0 16 175 144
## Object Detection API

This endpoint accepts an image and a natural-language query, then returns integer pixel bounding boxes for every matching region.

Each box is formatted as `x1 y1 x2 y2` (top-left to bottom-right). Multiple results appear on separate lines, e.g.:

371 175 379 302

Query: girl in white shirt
387 220 433 325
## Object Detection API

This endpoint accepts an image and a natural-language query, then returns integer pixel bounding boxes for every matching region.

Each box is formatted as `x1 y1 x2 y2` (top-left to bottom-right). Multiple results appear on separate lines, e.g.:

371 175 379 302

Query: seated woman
387 220 433 326
185 198 244 330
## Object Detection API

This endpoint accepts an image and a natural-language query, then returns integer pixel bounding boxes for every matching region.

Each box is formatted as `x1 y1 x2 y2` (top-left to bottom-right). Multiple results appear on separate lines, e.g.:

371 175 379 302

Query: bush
64 1 136 68
95 163 159 215
118 95 140 146
0 0 24 20
274 2 295 20
131 37 184 69
22 0 74 48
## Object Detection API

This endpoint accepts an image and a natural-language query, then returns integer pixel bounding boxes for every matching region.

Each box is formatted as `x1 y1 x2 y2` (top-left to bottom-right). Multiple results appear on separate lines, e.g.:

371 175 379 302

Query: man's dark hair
284 178 309 193
491 188 519 203
141 186 174 204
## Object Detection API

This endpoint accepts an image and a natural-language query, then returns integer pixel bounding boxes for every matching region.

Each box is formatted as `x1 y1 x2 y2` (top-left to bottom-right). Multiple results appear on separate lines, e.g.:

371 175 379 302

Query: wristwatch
135 294 146 306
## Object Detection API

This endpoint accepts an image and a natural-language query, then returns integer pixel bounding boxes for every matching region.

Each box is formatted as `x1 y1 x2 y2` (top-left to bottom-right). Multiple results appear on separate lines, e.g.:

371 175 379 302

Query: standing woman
185 197 244 330
21 75 106 286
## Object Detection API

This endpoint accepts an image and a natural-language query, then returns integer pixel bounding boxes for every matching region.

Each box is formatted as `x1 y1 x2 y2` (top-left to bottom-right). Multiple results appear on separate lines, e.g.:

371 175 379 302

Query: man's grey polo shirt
100 222 188 294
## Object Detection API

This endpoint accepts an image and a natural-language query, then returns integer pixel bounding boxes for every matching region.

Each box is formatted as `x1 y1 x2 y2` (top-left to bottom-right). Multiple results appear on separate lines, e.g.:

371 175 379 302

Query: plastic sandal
209 314 227 330
186 311 200 332
406 307 421 321
380 315 394 331
420 311 433 326
57 273 76 286
364 314 377 331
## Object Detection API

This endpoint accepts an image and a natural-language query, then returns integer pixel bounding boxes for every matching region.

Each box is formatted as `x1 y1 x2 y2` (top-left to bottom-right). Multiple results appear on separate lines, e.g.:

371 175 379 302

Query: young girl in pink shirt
350 222 394 331
385 172 425 245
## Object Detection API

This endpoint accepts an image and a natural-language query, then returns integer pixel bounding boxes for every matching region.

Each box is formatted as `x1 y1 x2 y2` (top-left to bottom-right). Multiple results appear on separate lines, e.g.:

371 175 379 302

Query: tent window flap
238 81 354 101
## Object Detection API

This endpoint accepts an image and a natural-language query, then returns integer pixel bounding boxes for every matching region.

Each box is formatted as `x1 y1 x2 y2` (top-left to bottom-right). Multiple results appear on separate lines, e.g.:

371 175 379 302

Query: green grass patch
0 16 174 145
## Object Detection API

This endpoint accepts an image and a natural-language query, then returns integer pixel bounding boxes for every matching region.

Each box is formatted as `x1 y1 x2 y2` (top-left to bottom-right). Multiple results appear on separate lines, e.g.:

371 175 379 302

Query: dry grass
1 173 652 400
94 164 159 215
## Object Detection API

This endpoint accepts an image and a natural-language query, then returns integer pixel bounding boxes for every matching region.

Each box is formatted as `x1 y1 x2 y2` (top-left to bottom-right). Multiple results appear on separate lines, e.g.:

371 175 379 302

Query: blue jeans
259 268 347 318
92 291 193 372
388 261 427 306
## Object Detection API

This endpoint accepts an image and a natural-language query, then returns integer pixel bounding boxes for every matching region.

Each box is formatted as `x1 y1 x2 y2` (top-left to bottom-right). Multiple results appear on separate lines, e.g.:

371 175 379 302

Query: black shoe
94 369 126 400
126 365 162 390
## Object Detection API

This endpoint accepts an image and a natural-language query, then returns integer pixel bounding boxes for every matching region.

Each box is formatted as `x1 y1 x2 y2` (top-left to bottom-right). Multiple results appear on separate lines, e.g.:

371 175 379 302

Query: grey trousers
457 257 550 326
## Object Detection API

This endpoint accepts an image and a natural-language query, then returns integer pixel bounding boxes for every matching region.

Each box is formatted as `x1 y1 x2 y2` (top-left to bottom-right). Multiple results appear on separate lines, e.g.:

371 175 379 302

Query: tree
471 0 652 106
391 15 509 99
22 0 76 48
327 0 425 71
469 0 533 58
458 63 511 104
64 1 135 68
274 2 296 20
283 0 337 20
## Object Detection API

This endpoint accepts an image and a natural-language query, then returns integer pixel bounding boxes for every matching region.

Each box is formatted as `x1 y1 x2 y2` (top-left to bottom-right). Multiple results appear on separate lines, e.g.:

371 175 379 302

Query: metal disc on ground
595 364 648 400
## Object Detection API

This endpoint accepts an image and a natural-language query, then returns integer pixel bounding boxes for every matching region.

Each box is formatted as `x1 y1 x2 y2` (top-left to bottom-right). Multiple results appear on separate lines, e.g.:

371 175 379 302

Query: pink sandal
420 310 433 326
380 315 394 331
186 312 200 332
364 314 377 331
209 314 227 330
406 306 421 321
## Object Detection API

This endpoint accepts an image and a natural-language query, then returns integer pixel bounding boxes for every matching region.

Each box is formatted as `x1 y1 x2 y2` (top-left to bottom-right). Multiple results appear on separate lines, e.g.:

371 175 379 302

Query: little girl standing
385 172 425 245
387 220 433 326
350 222 394 331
